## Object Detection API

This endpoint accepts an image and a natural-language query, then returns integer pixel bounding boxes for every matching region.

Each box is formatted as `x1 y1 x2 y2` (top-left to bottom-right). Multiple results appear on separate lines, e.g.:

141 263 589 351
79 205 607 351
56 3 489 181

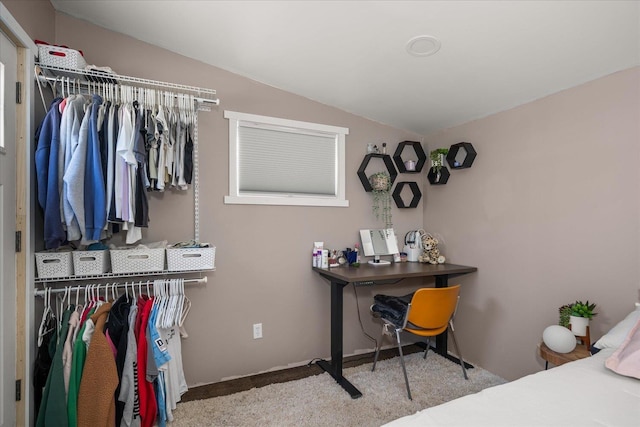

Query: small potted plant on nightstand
569 300 597 337
558 303 572 328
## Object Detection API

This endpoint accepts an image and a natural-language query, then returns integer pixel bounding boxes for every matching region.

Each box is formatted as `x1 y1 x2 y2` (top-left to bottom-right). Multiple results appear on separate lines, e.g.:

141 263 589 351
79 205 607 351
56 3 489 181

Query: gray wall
424 67 640 380
6 0 639 386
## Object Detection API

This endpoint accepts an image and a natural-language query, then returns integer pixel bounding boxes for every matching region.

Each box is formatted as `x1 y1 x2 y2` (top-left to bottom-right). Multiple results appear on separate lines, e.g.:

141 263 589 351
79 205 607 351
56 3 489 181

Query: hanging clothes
36 304 74 427
35 97 66 249
60 94 88 241
135 296 157 427
34 280 193 427
105 293 131 426
77 302 118 427
118 303 140 427
67 304 96 427
34 86 195 246
33 308 57 417
83 94 107 242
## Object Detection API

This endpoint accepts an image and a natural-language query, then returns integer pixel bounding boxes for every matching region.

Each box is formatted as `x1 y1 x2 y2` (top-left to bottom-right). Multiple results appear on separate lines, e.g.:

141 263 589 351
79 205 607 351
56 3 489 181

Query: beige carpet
170 352 507 427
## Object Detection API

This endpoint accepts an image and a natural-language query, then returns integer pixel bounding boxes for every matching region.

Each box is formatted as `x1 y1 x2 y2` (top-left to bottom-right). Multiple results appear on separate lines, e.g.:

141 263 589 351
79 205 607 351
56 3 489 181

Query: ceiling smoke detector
406 35 441 57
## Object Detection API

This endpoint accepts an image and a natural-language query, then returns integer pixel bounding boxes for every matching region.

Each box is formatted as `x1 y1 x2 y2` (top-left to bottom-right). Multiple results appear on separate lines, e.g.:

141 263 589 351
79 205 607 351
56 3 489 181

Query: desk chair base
372 321 468 400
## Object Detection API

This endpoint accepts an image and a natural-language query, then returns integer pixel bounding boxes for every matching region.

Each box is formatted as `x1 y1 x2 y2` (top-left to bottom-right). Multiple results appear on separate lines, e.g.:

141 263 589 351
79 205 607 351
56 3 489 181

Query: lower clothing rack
34 276 207 296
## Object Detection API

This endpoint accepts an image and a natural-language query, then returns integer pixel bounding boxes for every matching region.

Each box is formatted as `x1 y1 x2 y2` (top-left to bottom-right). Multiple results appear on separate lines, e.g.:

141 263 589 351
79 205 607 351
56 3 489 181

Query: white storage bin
72 250 110 276
166 246 215 271
38 44 87 70
110 248 165 274
35 252 73 278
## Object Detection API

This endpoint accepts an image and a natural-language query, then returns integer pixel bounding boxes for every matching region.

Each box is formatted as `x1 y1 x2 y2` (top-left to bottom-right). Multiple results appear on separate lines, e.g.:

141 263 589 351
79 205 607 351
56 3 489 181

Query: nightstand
538 342 590 369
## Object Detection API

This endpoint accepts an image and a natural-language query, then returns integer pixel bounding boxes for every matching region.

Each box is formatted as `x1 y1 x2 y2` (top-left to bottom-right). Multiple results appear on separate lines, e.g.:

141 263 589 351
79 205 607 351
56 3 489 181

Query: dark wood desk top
313 262 477 285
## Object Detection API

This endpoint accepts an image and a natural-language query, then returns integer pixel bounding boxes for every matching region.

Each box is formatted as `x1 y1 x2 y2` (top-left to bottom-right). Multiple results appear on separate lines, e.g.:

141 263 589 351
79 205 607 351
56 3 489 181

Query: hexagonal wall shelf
446 142 477 169
357 153 398 192
427 166 450 185
392 181 422 208
393 141 427 173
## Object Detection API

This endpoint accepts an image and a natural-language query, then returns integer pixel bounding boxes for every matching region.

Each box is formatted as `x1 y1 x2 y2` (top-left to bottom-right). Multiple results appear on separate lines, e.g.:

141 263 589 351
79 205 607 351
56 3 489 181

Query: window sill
224 195 349 207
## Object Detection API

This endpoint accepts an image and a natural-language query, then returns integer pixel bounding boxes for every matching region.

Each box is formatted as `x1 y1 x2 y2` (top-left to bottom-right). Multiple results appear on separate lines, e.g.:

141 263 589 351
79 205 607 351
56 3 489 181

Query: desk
313 262 477 398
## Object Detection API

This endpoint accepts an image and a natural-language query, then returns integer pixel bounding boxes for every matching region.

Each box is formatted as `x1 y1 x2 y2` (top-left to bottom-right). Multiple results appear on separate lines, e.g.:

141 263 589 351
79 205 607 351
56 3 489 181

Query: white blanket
384 349 640 427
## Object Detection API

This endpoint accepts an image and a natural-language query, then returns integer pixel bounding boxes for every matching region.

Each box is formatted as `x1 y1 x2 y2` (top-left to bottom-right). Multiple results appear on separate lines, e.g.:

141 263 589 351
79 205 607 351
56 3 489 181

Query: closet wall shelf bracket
33 268 214 284
35 62 220 107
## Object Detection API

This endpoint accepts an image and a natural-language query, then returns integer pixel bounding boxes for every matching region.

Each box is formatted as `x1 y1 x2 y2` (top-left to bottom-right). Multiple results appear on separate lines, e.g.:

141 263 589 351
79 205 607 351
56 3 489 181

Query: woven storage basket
72 250 110 276
166 247 216 271
35 252 73 278
110 248 165 274
38 44 87 70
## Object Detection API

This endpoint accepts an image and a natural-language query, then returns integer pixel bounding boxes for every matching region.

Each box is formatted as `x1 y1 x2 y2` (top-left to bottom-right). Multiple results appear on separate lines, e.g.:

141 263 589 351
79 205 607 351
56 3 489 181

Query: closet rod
34 276 207 296
35 62 220 106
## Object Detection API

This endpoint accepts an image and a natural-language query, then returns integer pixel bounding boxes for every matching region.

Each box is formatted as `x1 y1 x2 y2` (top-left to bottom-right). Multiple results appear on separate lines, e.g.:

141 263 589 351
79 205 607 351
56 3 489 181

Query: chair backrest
406 285 461 330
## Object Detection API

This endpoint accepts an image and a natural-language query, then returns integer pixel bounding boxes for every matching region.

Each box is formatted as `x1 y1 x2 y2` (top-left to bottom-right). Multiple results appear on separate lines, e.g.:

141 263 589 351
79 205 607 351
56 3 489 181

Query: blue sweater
35 98 66 249
84 95 106 241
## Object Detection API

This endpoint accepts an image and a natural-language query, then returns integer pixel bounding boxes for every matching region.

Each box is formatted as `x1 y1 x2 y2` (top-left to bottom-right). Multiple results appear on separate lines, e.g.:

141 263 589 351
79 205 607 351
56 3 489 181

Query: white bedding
384 348 640 427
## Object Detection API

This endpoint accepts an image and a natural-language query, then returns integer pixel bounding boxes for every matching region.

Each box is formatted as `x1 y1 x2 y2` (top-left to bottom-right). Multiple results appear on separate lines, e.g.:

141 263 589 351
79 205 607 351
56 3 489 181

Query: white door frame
0 4 36 426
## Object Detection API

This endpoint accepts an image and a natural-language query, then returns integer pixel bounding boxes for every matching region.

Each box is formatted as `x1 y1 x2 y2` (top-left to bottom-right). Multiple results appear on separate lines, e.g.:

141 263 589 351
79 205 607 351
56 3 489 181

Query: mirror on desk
360 228 399 265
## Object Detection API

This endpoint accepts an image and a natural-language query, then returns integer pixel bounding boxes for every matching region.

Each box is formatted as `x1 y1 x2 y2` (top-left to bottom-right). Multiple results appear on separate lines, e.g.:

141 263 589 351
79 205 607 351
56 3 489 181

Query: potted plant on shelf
430 148 449 173
369 171 392 228
569 300 597 336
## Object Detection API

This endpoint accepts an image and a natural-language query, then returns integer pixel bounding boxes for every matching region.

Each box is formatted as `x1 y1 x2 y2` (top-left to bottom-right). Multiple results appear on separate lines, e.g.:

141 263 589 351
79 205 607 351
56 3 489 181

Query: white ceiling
50 1 640 136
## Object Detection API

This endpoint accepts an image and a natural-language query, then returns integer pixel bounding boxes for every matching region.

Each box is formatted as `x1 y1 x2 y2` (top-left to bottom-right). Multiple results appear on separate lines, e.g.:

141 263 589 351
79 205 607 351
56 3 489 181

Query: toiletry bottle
321 249 329 268
382 143 387 154
354 243 361 264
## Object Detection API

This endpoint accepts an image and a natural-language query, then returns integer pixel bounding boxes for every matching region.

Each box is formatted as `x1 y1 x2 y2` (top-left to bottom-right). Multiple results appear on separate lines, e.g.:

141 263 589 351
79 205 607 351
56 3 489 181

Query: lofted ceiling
50 1 640 136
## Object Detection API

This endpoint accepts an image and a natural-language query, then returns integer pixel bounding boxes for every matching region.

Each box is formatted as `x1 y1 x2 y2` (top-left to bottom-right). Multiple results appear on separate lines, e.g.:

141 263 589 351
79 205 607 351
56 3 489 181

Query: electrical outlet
253 323 263 339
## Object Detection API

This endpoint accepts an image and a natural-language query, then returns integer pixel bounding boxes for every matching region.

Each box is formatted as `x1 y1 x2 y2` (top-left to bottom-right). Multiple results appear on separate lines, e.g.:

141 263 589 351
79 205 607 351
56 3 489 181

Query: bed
384 305 640 427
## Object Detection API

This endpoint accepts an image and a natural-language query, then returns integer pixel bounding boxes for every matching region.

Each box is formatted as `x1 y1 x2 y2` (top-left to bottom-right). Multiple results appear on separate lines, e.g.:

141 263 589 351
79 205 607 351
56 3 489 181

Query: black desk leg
316 280 363 399
434 275 448 357
433 275 474 369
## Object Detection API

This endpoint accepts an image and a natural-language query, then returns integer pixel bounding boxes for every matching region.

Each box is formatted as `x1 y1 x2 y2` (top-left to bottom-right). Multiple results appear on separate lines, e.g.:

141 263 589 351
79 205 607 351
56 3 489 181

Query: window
224 111 349 207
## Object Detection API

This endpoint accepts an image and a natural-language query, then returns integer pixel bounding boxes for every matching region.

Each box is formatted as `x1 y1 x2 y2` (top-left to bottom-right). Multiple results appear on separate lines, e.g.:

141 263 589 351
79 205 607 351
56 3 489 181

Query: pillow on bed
605 317 640 379
593 303 640 350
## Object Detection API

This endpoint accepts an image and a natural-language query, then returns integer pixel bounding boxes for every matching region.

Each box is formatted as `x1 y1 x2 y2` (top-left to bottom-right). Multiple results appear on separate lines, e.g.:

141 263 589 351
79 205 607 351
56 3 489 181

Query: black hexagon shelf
446 142 477 169
357 153 398 192
392 181 422 208
393 141 427 173
427 166 450 185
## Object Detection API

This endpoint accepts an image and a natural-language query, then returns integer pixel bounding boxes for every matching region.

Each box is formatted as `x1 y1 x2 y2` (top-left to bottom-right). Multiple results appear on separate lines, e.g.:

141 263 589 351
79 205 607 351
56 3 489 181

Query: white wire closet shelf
35 62 219 107
33 268 214 284
34 275 208 296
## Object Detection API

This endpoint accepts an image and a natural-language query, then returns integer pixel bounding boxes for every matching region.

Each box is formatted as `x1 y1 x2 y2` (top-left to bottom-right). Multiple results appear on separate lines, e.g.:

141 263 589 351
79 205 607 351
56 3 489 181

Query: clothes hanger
167 279 177 327
37 287 53 347
172 279 182 327
75 285 83 313
154 279 165 328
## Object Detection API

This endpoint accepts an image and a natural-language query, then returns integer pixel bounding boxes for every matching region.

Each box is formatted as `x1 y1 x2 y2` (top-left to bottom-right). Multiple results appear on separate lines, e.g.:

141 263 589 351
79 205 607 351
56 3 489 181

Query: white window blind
224 111 349 207
238 125 336 195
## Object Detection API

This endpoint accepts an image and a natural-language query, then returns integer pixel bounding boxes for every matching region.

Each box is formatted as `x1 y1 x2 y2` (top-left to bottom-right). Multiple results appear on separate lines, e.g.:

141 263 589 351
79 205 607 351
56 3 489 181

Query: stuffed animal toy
417 231 446 264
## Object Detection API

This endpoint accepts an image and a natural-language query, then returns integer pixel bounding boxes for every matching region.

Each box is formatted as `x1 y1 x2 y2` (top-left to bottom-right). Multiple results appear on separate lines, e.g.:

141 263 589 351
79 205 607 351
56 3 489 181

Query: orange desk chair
371 285 468 400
